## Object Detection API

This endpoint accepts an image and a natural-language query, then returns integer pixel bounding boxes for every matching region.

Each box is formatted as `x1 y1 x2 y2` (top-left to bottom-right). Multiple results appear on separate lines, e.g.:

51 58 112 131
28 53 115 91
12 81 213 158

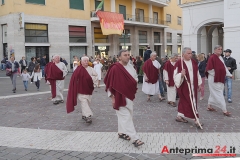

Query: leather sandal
175 116 188 123
159 97 165 102
118 133 131 141
133 139 144 147
207 107 217 112
223 112 231 117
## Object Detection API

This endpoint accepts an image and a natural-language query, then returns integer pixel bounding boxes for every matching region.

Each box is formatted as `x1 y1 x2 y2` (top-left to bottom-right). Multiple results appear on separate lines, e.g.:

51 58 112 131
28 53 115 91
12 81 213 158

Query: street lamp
122 29 131 49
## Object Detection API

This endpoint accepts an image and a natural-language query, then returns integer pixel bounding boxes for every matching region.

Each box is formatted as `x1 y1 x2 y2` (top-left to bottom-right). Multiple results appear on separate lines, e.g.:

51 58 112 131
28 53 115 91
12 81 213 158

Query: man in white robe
52 55 68 105
142 52 165 102
93 59 103 88
104 49 144 147
163 53 178 107
174 47 203 128
66 56 98 123
206 45 232 116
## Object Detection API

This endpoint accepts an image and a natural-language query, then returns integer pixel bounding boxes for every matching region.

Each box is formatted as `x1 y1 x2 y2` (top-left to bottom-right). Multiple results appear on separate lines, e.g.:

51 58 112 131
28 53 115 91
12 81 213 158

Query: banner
96 11 124 35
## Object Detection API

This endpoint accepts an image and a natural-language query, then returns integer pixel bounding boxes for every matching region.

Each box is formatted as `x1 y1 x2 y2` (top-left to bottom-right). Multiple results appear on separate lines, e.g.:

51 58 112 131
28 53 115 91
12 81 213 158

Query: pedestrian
40 55 47 77
6 56 19 93
73 57 80 72
163 53 178 107
45 55 68 105
1 56 8 71
206 45 232 116
66 56 98 123
19 56 28 73
142 52 165 102
174 47 203 128
21 69 31 91
93 59 103 88
62 58 68 67
30 64 42 91
28 57 37 83
223 49 237 103
104 49 144 147
197 53 206 100
143 46 152 62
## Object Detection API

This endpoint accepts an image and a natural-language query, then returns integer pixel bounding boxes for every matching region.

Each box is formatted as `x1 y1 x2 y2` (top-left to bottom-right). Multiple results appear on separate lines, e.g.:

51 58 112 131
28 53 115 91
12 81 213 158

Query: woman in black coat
197 53 207 100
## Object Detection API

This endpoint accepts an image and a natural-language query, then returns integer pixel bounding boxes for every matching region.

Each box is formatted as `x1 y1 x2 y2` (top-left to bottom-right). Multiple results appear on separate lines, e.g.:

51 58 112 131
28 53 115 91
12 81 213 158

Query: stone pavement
0 70 240 159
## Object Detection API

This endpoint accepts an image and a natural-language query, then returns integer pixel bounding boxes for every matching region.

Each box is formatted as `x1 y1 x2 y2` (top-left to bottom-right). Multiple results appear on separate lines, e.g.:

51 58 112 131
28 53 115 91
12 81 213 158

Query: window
70 0 84 10
1 0 4 5
154 32 161 43
166 14 171 23
119 5 126 20
25 23 48 43
153 12 158 24
119 29 130 43
95 0 104 11
178 0 182 5
94 28 108 43
69 26 86 43
136 8 144 22
177 34 182 43
26 0 45 5
178 16 182 25
139 31 147 43
167 45 172 57
167 32 172 43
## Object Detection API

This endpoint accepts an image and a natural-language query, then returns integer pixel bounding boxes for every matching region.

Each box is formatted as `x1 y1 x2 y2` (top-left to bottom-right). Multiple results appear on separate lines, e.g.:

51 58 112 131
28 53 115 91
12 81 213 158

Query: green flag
96 0 104 12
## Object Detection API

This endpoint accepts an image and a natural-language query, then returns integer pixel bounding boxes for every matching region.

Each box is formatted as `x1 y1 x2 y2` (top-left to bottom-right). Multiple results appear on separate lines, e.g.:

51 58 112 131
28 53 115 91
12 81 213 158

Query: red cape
45 62 64 98
66 65 94 113
104 62 137 110
205 54 226 84
163 60 175 87
175 59 199 119
142 59 159 84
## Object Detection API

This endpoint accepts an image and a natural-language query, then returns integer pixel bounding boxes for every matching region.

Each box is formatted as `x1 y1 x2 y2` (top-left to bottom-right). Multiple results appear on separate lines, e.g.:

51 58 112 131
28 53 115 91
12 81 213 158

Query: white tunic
207 56 232 112
174 59 202 117
52 62 68 101
108 63 139 141
142 60 161 95
94 63 103 80
163 61 176 102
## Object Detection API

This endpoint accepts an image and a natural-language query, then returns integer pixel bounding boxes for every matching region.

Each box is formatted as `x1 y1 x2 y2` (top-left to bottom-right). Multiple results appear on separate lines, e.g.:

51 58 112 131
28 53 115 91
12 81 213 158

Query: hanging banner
96 11 124 35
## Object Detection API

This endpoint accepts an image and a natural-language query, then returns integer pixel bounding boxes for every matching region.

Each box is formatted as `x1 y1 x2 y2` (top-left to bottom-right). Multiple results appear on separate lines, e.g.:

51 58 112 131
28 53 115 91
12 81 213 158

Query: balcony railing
90 11 168 26
167 39 172 43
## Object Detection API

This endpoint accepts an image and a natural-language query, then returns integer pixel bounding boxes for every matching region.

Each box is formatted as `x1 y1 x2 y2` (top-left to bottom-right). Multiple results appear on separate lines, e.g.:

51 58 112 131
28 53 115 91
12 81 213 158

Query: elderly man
45 55 68 105
104 49 144 147
206 45 232 116
163 53 178 107
142 52 165 102
66 56 98 123
174 47 203 128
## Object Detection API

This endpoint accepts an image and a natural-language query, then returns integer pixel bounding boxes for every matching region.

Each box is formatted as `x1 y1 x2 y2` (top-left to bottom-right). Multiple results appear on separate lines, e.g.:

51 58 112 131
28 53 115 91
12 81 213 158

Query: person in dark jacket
6 56 19 93
28 57 37 83
143 46 152 62
197 53 206 100
1 56 8 70
223 49 237 103
19 56 28 73
40 55 47 77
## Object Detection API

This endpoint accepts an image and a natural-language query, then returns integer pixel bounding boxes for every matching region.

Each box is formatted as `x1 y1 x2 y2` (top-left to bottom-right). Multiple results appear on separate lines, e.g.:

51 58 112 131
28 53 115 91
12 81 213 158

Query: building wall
164 0 182 30
0 0 91 20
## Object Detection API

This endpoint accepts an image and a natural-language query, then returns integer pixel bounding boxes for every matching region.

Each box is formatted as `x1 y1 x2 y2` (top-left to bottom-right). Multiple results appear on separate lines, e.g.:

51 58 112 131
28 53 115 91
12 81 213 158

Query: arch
195 18 224 34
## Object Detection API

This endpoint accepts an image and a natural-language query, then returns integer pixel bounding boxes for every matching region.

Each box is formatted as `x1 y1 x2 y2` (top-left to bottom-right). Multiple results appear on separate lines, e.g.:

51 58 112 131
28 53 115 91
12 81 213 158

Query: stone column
111 0 115 12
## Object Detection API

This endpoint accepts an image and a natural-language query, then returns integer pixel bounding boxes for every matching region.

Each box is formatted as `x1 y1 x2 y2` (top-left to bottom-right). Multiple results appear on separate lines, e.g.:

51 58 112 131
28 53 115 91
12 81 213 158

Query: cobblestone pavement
0 71 240 159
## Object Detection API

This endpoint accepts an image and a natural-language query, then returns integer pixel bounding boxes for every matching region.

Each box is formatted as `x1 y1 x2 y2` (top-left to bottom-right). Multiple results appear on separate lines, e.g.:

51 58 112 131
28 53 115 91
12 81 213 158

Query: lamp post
122 29 131 50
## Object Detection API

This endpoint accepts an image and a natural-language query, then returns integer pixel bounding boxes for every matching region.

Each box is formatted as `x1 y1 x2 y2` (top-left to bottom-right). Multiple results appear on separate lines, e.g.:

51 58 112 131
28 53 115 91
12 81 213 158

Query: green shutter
26 0 45 5
70 0 84 10
95 0 104 11
119 5 126 20
2 0 4 4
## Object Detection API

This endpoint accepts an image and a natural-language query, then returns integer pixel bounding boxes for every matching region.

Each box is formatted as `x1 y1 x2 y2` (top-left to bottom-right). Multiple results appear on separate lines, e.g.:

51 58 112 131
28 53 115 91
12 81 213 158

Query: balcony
137 0 168 7
90 11 168 28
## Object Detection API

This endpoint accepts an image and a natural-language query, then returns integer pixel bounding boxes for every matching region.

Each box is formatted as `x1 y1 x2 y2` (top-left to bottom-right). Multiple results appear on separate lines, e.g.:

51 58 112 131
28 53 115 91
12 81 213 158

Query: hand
144 75 149 82
227 67 231 70
111 95 115 107
165 80 169 85
181 69 186 77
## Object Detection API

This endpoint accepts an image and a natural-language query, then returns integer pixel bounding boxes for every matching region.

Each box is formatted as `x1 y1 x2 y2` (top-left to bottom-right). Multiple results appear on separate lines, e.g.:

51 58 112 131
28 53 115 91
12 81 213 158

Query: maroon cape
175 59 199 119
45 62 64 98
163 60 175 87
142 59 159 84
66 65 94 113
205 54 226 84
104 62 137 110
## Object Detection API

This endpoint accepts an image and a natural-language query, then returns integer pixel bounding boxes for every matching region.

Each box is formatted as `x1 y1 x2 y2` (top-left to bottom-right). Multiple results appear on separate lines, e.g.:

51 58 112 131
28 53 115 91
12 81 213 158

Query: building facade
0 0 183 68
180 0 240 78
